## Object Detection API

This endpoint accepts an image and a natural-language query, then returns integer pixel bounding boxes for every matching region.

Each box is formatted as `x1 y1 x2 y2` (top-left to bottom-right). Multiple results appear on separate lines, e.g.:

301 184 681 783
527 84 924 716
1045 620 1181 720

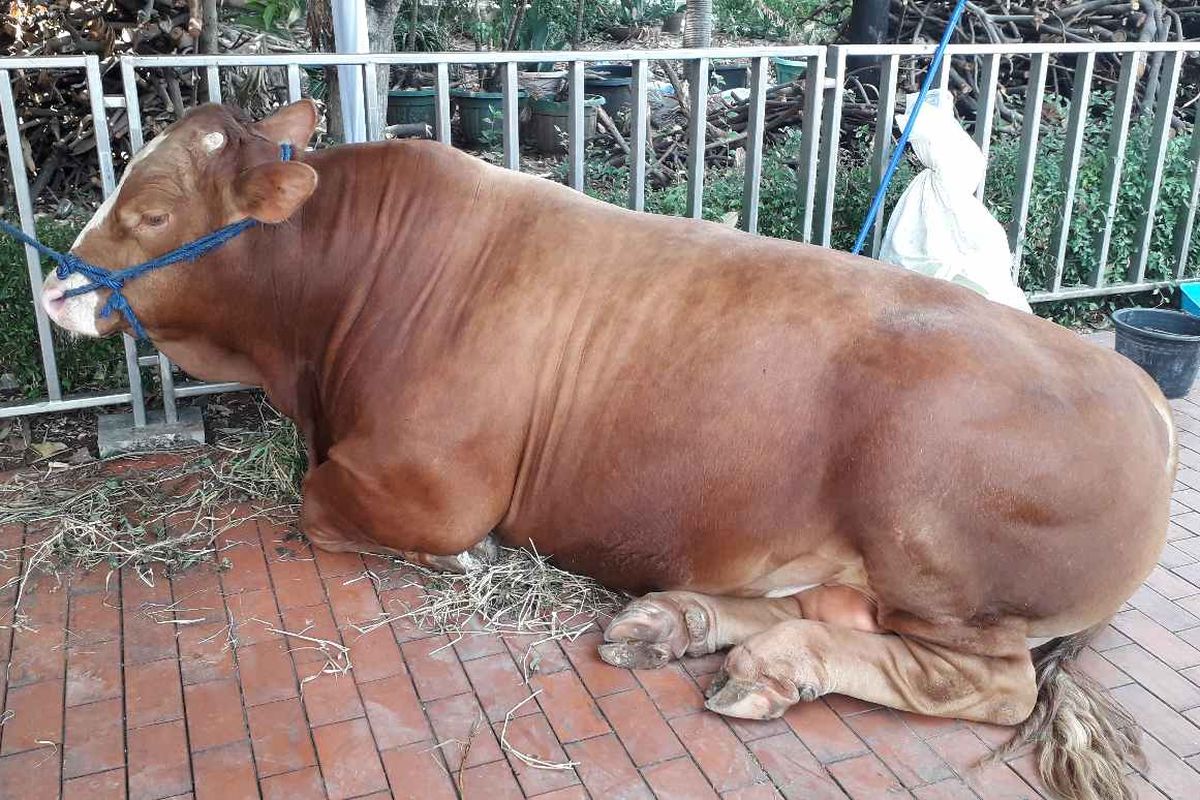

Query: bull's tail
994 623 1144 800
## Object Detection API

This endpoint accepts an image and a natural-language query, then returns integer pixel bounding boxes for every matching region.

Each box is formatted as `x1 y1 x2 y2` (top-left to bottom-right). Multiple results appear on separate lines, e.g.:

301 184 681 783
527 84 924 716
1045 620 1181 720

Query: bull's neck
158 142 449 426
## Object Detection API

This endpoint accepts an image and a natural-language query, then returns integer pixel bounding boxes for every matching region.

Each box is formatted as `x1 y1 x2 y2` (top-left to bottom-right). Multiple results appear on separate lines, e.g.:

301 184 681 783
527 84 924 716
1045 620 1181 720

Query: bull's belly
496 503 861 598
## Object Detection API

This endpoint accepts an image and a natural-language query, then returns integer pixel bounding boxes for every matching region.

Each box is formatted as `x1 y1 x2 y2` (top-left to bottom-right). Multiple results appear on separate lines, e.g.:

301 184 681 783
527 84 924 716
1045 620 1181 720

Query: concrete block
96 406 206 458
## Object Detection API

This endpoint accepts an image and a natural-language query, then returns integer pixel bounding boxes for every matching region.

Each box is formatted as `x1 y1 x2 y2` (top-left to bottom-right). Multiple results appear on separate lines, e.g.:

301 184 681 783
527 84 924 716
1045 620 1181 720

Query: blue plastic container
1180 282 1200 316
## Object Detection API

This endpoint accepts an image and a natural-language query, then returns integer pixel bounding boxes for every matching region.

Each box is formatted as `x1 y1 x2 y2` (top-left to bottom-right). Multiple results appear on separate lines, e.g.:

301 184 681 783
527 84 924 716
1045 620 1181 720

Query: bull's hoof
406 534 500 574
468 534 500 565
704 674 813 720
601 593 713 668
598 640 673 670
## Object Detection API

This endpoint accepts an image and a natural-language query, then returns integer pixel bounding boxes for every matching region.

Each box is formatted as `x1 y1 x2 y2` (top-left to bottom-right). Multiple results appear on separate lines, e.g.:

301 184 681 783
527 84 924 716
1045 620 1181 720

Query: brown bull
40 100 1174 799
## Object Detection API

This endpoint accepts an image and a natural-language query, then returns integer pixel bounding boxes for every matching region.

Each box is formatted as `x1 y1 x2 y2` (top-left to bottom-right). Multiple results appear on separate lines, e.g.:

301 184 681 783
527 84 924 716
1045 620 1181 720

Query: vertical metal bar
117 59 148 426
685 57 710 219
1008 52 1048 283
813 47 846 247
973 53 1000 200
628 59 649 211
85 57 117 198
0 70 62 401
435 62 452 145
1130 51 1183 284
287 64 302 102
1090 52 1139 287
502 61 520 170
1048 52 1094 293
352 62 369 144
739 57 768 233
89 57 148 425
121 59 145 151
1174 111 1200 279
363 62 382 142
205 65 222 103
796 51 825 244
935 52 951 95
157 354 177 424
567 60 585 191
868 54 900 256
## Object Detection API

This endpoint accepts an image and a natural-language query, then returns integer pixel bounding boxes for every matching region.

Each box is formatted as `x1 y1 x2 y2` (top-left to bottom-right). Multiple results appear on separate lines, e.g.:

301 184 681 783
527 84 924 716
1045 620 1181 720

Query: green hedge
584 105 1200 295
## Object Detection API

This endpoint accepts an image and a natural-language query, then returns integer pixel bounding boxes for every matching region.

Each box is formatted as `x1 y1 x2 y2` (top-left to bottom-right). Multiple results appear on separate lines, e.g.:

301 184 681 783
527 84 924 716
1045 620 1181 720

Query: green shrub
0 218 126 399
982 91 1200 291
713 0 848 41
581 127 914 247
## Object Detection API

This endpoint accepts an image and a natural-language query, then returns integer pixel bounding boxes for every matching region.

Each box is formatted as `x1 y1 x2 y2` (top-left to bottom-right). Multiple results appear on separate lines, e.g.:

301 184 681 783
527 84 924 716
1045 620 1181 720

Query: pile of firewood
593 1 1198 183
890 0 1195 46
0 1 306 213
887 0 1198 129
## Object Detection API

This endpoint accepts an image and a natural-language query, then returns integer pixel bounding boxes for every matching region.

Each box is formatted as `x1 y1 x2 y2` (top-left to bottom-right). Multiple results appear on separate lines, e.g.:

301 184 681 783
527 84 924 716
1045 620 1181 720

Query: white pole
332 0 368 143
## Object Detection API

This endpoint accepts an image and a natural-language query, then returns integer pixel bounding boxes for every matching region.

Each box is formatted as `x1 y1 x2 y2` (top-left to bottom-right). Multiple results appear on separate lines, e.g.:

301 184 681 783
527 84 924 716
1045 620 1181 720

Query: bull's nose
41 286 66 317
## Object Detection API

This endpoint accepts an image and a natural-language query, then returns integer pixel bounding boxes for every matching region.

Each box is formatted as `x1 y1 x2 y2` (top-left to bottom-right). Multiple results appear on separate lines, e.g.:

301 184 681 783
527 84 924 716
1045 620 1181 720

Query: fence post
813 46 845 248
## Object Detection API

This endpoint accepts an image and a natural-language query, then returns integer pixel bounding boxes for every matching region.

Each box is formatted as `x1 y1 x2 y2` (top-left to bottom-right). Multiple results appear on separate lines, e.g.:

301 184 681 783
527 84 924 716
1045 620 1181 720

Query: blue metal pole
850 0 969 256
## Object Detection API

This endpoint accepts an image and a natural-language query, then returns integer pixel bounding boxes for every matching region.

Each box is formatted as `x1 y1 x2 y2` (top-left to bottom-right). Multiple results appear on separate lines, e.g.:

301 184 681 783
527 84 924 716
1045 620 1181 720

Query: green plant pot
452 89 527 147
518 70 566 100
529 95 606 154
711 63 749 90
772 57 806 86
662 12 685 35
583 76 633 115
387 88 436 127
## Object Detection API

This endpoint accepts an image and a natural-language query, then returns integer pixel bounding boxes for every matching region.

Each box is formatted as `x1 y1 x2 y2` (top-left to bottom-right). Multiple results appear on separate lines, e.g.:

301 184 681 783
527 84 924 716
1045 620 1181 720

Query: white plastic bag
878 90 1032 313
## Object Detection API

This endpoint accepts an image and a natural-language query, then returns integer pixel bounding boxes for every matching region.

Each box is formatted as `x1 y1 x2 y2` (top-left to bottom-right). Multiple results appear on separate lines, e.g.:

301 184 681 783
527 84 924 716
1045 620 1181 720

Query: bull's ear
254 99 319 149
232 161 318 223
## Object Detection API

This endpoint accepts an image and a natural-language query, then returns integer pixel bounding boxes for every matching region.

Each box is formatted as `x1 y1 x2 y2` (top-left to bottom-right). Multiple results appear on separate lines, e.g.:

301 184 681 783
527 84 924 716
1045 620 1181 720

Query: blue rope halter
0 142 296 340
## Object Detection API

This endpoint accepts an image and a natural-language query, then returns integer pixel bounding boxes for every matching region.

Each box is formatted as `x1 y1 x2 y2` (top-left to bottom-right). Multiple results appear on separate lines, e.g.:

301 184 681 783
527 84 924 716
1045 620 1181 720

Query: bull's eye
141 212 170 229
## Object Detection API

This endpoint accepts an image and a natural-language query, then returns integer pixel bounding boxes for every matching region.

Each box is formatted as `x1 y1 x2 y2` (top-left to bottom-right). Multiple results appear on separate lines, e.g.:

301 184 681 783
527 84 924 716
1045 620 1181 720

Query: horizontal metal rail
120 46 826 68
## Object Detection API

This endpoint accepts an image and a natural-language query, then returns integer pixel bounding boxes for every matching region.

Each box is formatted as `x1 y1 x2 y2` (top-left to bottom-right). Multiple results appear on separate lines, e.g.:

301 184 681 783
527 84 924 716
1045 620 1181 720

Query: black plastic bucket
1112 307 1200 399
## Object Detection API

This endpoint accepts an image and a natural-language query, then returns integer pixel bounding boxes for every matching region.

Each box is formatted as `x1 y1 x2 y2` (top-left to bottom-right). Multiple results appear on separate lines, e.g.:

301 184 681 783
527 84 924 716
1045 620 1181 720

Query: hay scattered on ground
361 543 627 658
500 691 579 771
0 402 305 623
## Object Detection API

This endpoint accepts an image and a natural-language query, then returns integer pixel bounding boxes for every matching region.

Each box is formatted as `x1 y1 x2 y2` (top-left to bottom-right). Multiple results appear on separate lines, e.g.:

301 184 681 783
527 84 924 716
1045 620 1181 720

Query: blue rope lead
851 0 970 256
0 142 294 339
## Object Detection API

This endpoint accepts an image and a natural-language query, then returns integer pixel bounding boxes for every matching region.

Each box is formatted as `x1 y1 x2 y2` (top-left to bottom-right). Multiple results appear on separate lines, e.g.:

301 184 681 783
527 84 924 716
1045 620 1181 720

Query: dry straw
0 402 304 623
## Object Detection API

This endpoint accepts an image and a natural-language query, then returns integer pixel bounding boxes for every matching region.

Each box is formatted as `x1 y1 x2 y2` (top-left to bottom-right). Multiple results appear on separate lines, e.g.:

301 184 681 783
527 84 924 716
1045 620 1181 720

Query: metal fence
1 41 1198 426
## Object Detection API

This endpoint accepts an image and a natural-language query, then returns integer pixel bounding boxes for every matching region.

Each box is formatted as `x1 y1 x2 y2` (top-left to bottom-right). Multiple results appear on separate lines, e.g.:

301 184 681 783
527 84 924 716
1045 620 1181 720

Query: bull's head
41 100 320 338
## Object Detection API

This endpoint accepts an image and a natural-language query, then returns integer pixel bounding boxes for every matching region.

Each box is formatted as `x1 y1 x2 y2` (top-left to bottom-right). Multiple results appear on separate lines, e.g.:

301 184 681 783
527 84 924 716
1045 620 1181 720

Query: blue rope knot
0 142 295 340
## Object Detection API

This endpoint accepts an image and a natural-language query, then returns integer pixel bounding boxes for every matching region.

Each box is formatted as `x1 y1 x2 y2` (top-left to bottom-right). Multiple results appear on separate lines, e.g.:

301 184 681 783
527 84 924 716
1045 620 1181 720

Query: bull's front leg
704 619 1037 726
298 458 499 575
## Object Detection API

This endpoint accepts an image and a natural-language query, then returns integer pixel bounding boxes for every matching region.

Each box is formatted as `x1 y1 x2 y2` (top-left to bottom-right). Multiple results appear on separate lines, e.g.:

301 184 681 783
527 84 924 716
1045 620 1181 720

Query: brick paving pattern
3 343 1200 798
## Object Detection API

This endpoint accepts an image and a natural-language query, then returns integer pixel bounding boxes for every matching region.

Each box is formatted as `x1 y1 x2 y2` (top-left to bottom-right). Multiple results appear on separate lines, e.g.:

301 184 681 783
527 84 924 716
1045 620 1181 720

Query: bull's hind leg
600 591 804 669
599 585 881 670
705 619 1036 726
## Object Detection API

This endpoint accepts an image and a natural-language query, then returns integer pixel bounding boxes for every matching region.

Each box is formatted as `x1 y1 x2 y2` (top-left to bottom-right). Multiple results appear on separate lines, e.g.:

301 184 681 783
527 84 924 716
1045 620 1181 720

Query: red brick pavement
3 363 1200 798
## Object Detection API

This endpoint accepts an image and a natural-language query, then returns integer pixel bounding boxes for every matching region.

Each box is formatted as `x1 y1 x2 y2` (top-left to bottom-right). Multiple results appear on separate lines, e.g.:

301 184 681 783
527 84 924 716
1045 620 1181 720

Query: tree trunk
846 0 890 84
365 0 404 133
307 0 344 141
684 0 712 48
199 0 219 53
